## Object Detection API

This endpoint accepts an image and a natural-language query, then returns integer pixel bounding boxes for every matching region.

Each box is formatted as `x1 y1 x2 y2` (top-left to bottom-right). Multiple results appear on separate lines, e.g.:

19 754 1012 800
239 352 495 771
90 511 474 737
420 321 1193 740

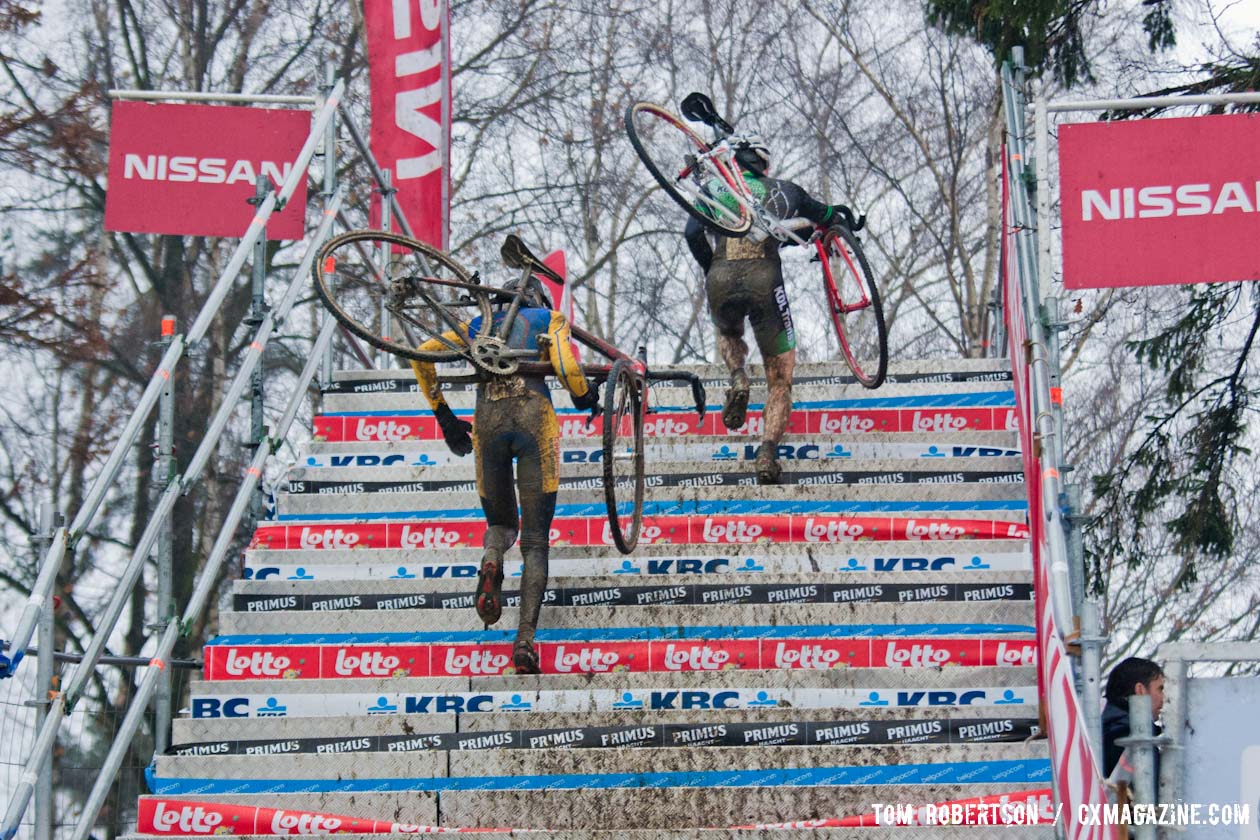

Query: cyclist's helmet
732 133 770 176
500 274 554 311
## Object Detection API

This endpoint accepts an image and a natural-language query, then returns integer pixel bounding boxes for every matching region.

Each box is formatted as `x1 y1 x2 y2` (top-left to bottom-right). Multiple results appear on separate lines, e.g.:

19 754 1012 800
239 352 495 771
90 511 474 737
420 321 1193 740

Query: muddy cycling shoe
475 552 505 626
755 447 783 485
721 370 751 431
513 639 541 675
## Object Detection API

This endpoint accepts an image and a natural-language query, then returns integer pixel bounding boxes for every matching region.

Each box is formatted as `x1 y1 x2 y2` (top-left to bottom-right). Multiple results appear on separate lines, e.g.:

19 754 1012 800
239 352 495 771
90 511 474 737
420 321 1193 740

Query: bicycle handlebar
646 369 707 420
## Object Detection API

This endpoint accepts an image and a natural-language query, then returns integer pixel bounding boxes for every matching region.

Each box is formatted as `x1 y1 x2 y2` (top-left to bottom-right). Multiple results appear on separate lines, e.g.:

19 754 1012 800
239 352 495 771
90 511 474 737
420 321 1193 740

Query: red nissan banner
104 102 309 240
1059 113 1260 289
363 0 451 249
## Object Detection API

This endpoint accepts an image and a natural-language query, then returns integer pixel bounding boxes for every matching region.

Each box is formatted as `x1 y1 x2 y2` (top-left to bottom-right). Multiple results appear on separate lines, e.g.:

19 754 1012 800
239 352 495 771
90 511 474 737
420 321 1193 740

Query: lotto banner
1004 144 1115 840
247 515 1031 550
173 716 1038 756
137 799 477 834
138 791 1054 834
313 405 1019 442
202 638 1038 681
363 0 450 248
104 102 309 240
188 684 1040 718
1058 113 1260 289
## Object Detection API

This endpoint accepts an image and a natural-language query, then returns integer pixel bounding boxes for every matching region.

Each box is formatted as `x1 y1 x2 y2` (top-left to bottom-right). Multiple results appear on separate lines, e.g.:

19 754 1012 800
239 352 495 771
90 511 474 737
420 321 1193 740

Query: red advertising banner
104 102 309 240
1059 113 1260 289
312 406 1019 443
139 792 1056 835
203 638 1034 680
363 0 451 248
247 516 1029 551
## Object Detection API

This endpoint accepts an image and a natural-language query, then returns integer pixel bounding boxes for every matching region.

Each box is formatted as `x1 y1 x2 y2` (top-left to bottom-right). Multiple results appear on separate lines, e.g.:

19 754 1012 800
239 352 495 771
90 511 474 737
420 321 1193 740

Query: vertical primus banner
364 0 451 249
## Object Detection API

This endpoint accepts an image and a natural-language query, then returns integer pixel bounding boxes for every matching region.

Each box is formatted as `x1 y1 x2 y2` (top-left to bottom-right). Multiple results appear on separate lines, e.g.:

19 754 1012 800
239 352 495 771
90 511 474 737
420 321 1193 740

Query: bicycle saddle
501 234 564 285
680 92 734 135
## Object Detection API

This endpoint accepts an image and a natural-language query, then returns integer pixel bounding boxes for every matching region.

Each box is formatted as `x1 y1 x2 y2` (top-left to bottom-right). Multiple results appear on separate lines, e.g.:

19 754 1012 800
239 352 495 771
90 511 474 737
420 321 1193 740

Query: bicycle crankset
468 336 519 376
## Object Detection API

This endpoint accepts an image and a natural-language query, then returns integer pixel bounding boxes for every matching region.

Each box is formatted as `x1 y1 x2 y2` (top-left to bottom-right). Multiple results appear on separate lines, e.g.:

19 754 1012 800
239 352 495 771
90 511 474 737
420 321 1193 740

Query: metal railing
1 64 423 840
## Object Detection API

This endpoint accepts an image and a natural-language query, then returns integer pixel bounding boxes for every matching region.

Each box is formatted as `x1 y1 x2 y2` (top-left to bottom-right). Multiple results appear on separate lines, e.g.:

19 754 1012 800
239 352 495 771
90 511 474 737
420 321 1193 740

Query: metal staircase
130 358 1055 835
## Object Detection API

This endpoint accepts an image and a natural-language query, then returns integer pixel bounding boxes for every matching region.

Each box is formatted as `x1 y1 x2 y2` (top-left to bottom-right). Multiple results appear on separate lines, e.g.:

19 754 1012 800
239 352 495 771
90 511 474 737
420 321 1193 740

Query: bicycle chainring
468 336 519 376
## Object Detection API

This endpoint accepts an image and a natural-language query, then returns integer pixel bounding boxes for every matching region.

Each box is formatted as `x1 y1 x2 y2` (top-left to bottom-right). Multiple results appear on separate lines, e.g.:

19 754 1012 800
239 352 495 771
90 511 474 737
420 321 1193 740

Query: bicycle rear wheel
820 226 888 389
314 229 492 363
624 102 752 237
602 359 645 554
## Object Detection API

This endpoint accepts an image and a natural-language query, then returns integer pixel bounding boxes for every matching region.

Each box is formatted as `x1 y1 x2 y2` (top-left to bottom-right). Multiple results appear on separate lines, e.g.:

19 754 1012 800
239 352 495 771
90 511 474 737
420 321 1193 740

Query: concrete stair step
201 637 1035 683
130 793 1054 835
216 600 1034 636
433 786 1049 831
185 666 1037 721
284 456 1025 493
314 395 1018 444
242 540 1032 581
250 512 1029 553
322 357 1012 394
296 432 1020 472
163 722 1042 761
132 785 1048 831
275 481 1027 519
153 742 1046 782
231 571 1034 614
170 706 1037 752
320 380 1015 414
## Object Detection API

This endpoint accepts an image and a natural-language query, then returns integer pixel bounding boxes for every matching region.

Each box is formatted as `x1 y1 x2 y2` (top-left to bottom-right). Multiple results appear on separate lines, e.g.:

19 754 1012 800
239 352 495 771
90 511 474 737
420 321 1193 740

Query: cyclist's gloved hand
572 383 601 426
435 403 473 456
829 204 865 232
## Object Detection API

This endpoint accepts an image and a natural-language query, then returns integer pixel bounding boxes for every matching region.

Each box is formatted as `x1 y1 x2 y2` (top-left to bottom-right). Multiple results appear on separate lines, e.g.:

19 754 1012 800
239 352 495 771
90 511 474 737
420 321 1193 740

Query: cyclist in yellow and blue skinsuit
410 276 597 674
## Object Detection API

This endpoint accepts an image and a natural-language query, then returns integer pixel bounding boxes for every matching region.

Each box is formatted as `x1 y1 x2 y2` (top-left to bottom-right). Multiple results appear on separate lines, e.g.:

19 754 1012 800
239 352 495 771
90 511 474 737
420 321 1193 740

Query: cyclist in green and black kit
684 133 859 484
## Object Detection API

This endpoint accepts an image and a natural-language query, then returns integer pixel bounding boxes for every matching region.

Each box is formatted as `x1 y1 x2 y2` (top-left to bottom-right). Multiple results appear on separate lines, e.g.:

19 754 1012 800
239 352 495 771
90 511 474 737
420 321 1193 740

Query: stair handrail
0 79 344 680
0 182 345 840
65 191 345 840
1000 50 1117 840
0 81 344 840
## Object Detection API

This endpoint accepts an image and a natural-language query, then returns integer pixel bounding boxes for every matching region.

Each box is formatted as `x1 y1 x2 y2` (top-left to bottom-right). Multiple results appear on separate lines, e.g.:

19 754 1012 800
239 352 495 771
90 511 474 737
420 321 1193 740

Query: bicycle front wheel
314 229 492 363
821 226 888 389
624 102 752 237
602 359 645 554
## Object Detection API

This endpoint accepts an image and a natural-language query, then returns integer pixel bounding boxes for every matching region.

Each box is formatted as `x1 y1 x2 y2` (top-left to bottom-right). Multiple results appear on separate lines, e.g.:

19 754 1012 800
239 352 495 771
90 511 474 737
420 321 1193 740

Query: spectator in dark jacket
1102 656 1165 779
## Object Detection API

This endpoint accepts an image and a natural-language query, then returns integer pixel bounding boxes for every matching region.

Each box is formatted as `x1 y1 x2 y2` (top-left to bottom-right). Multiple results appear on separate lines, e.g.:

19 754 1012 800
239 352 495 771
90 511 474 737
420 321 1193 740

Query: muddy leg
717 333 751 431
757 349 796 484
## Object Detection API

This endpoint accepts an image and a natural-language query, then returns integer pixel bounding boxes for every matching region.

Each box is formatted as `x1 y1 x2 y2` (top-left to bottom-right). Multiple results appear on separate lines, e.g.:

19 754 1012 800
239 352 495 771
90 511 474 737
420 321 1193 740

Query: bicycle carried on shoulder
312 229 707 554
625 92 888 388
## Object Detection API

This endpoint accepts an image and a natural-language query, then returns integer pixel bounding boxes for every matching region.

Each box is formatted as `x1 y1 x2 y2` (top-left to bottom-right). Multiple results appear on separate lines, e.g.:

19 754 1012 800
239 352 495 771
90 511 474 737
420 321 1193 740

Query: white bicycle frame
682 136 818 249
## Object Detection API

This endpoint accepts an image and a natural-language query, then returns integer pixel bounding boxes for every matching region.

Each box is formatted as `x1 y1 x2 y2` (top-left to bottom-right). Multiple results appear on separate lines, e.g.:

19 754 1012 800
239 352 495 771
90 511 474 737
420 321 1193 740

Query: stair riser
202 637 1037 681
169 715 1039 756
155 743 1045 782
276 484 1027 519
321 382 1016 414
299 434 1021 470
185 684 1037 720
217 600 1033 636
172 703 1033 743
315 402 1019 443
242 549 1032 581
286 463 1025 494
231 577 1034 612
250 514 1029 553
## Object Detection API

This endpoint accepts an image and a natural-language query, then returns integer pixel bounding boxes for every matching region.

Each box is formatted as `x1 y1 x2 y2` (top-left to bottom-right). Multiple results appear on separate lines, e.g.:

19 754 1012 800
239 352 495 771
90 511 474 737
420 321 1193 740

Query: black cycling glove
572 383 601 424
828 204 865 232
434 403 473 456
